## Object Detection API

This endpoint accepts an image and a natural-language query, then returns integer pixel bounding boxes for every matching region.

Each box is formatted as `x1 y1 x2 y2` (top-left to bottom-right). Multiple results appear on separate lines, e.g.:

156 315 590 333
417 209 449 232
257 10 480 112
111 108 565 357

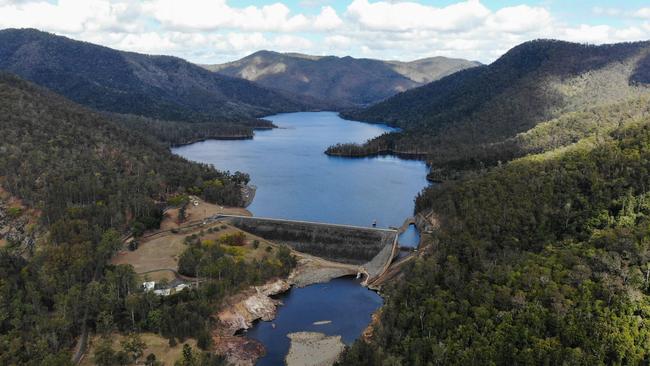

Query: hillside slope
0 72 284 364
340 112 650 365
335 40 650 172
0 29 316 125
0 72 247 231
205 50 480 107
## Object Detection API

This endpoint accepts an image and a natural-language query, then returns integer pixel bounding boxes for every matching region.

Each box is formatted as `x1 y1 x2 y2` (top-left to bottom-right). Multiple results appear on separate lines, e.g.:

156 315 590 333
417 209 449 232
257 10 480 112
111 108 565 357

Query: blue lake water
172 112 429 365
399 224 420 248
172 111 429 228
246 278 383 365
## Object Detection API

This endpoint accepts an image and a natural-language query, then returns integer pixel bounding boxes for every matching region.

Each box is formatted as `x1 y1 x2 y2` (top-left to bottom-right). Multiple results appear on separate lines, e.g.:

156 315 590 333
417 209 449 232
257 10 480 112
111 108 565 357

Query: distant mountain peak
203 50 480 107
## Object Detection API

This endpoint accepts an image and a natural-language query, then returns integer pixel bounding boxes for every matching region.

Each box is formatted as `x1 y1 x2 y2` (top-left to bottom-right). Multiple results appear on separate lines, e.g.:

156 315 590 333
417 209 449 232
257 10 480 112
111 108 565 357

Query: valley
2 14 650 366
171 111 429 364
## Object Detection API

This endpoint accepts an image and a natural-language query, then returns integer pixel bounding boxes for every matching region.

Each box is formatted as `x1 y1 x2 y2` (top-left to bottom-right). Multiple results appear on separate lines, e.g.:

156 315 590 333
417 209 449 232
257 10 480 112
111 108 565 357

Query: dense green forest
0 73 246 231
333 40 650 176
338 113 650 364
334 39 650 366
0 73 292 365
109 113 274 147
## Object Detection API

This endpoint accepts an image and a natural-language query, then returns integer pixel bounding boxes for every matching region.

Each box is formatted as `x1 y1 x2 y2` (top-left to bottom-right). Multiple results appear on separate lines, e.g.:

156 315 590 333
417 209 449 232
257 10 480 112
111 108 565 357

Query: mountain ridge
0 28 320 126
203 50 480 107
332 39 650 175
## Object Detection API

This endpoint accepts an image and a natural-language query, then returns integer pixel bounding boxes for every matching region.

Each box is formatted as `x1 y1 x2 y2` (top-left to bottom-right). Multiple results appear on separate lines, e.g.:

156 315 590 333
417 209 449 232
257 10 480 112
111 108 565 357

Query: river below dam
173 111 429 364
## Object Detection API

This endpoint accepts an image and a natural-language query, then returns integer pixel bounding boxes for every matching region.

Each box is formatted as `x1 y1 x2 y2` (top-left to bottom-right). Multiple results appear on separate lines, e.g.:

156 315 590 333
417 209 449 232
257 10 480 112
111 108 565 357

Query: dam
173 111 430 366
214 214 399 282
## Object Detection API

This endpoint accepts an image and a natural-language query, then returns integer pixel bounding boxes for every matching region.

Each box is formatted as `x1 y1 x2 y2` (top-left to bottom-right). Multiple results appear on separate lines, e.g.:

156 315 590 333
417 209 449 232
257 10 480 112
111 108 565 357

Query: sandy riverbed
285 332 345 366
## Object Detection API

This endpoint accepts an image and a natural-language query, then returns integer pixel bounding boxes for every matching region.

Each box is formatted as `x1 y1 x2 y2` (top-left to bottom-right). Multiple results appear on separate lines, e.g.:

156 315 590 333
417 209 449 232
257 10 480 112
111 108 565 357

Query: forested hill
338 87 650 366
0 72 291 364
0 72 245 234
335 40 650 172
0 28 317 125
336 39 650 365
204 50 480 107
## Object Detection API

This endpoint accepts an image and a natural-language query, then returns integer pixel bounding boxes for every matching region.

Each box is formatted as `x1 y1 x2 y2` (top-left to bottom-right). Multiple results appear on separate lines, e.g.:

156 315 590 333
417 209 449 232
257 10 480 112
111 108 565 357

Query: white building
142 281 155 292
175 283 189 292
153 288 171 296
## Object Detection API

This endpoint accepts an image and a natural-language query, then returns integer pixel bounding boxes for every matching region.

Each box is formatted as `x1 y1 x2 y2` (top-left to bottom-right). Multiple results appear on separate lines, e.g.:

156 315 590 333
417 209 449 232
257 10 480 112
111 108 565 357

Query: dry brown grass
160 198 252 232
112 231 186 274
112 220 279 276
80 333 196 366
140 269 176 283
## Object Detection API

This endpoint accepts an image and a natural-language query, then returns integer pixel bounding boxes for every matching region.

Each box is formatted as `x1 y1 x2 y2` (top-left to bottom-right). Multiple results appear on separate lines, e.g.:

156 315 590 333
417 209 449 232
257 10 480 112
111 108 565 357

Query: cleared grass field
80 333 196 366
112 221 281 279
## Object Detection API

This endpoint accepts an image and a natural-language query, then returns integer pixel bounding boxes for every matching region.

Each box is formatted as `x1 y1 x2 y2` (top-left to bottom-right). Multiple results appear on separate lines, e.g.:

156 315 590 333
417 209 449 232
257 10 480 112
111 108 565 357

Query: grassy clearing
81 333 197 366
113 221 280 277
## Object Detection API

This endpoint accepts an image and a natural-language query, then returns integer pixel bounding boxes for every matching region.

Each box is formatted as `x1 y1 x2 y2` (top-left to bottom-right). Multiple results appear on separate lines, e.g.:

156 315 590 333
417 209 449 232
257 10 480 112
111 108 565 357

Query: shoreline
241 184 256 208
213 253 367 365
325 148 429 161
169 126 275 148
169 134 253 147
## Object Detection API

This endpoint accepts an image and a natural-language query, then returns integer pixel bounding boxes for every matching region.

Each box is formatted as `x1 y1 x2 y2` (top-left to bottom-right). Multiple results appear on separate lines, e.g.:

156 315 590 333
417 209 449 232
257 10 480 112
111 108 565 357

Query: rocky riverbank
212 252 365 365
213 279 291 365
217 279 291 333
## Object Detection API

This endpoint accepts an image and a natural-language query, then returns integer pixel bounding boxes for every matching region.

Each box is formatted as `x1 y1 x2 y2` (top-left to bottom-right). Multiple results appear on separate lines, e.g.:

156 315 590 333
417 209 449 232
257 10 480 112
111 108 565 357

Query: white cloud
0 0 648 64
561 24 613 44
486 5 552 33
635 8 650 19
313 6 343 30
143 0 340 32
591 6 650 20
325 35 352 48
556 24 647 44
346 0 490 32
0 0 141 33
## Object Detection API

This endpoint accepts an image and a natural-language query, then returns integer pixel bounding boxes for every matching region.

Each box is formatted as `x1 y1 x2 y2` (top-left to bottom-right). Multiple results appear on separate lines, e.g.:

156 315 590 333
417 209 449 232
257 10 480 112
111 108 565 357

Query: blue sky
1 0 649 63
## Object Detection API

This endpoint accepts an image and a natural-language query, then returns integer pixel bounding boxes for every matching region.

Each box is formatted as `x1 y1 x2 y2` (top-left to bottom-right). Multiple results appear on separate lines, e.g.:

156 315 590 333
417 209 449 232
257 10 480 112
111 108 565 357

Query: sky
1 0 650 64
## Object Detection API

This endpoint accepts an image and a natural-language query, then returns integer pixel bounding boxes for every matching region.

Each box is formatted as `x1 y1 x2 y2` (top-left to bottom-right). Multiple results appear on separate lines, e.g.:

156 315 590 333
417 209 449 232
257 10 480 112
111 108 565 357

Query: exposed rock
289 255 357 288
212 335 265 366
361 309 382 342
213 248 389 366
285 332 345 366
216 279 290 333
258 278 291 296
214 279 291 365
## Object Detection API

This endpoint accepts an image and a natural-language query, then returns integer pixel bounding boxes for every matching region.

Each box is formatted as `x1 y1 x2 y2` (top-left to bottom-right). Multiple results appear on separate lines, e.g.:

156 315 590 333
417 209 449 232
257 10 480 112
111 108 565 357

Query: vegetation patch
82 332 223 366
339 118 650 365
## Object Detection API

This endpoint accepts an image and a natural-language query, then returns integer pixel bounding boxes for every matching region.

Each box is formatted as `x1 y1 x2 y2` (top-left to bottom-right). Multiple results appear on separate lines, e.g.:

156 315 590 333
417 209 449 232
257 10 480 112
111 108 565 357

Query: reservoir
173 112 429 364
172 111 429 228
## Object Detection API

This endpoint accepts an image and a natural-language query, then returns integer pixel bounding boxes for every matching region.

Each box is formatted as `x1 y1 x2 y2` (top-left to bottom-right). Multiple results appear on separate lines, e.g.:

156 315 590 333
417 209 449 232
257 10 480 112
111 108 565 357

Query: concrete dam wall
219 215 397 267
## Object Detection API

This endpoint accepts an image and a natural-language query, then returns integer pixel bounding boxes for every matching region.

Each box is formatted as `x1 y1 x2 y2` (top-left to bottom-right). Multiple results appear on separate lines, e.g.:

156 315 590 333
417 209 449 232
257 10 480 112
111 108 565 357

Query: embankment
220 216 397 268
